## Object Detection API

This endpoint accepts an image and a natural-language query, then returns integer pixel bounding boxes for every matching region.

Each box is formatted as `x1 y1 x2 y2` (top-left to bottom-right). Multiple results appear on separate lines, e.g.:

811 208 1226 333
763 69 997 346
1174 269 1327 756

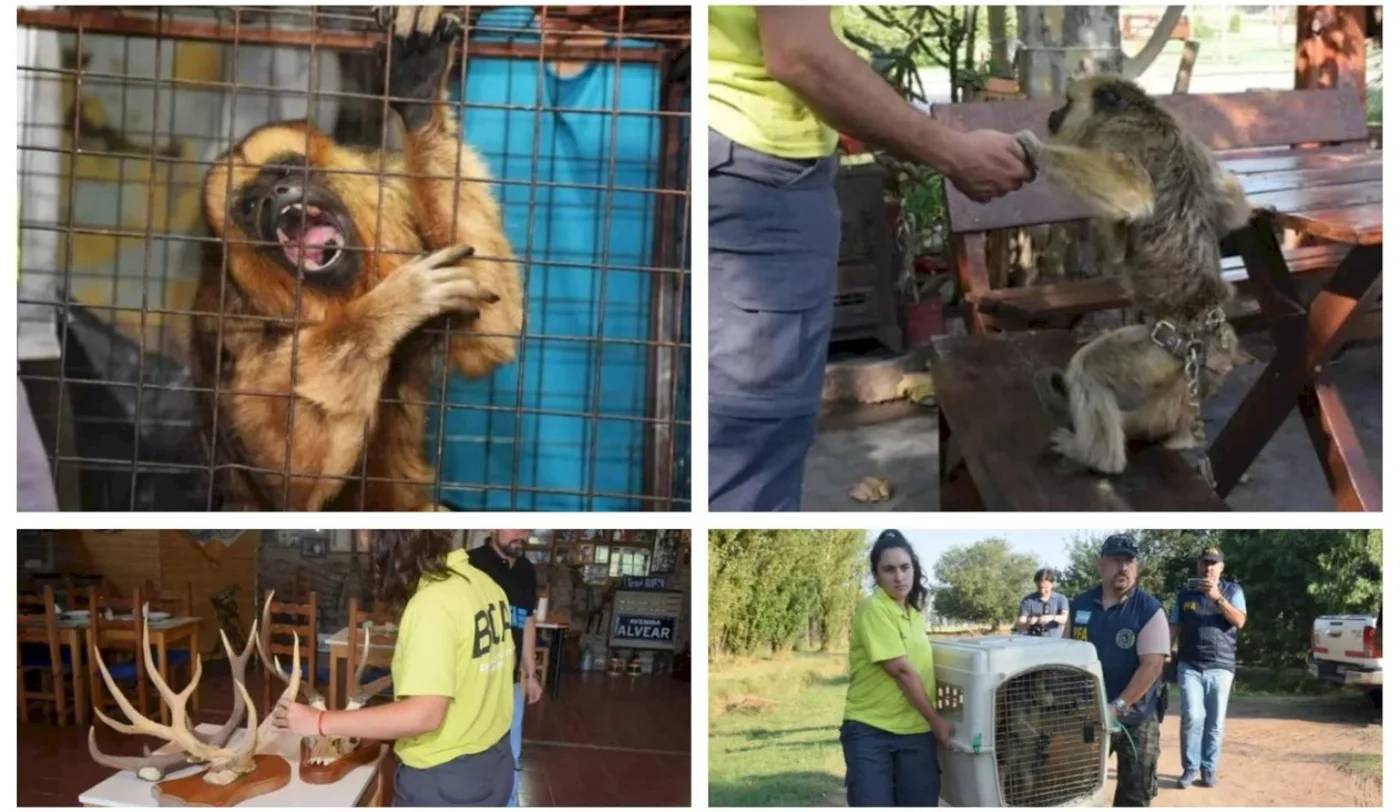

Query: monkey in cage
191 7 524 511
996 669 1061 802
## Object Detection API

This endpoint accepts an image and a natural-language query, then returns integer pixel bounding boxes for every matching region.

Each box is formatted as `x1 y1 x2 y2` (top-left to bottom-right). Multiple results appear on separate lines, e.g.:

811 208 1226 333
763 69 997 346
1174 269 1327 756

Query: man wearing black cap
1169 546 1247 790
1066 535 1170 807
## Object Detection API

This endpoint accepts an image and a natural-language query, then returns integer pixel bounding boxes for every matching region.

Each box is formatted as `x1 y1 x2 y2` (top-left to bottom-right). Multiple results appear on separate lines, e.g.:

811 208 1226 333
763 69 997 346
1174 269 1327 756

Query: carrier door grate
994 665 1103 806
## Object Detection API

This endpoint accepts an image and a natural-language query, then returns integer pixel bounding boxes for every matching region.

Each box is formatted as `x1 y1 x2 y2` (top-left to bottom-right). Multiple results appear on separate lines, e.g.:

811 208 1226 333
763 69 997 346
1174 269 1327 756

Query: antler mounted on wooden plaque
87 604 299 806
256 591 392 784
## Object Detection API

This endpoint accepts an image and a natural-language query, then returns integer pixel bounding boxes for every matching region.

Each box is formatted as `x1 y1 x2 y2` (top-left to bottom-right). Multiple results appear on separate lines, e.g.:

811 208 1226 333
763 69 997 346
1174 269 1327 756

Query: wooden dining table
1207 148 1383 511
18 614 88 727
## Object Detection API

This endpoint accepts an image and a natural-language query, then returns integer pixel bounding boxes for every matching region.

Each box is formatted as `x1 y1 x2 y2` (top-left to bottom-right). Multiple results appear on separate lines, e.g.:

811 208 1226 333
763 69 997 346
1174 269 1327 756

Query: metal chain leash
1150 306 1227 489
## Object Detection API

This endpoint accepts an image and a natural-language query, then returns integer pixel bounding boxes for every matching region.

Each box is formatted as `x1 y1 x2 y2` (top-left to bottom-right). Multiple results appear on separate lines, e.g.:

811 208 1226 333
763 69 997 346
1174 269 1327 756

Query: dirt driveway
1106 694 1382 807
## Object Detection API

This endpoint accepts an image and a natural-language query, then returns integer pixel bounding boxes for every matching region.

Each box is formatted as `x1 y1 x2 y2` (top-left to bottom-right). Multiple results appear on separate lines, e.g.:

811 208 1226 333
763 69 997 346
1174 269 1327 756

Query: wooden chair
18 586 76 724
345 598 397 709
87 586 149 722
260 590 322 714
533 646 550 692
143 579 195 671
144 579 193 616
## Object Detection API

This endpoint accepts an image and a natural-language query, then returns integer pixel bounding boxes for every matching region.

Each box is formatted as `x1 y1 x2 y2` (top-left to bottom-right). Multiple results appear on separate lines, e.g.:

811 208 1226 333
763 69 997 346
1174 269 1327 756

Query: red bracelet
317 710 326 736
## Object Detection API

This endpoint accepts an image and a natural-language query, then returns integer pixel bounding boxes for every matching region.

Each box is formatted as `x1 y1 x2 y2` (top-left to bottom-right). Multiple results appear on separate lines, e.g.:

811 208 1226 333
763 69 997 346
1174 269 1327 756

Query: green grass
1337 753 1383 782
1229 665 1356 697
709 650 1370 806
709 652 850 807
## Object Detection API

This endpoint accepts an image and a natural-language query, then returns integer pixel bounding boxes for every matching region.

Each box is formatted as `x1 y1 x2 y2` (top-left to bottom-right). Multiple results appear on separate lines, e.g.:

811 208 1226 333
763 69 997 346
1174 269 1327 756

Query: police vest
1175 581 1240 672
1069 586 1162 728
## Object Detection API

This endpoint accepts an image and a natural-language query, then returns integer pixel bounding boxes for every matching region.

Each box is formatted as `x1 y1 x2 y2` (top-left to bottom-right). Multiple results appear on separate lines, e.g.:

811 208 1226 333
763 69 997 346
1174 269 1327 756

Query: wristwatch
1111 697 1127 717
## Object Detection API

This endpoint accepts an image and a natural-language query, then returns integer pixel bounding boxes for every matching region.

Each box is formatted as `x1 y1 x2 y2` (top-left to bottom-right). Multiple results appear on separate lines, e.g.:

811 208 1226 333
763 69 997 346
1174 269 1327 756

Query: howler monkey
191 8 523 511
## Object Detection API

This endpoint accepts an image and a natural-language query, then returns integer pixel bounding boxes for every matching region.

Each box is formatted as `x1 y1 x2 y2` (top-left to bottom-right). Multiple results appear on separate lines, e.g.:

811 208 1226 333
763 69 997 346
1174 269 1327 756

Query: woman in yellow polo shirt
272 530 516 806
840 530 953 806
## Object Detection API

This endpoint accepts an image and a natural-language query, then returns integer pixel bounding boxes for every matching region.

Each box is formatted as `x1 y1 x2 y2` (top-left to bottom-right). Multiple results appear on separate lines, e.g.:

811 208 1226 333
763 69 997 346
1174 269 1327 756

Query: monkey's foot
1192 456 1217 490
1049 428 1127 475
383 6 464 130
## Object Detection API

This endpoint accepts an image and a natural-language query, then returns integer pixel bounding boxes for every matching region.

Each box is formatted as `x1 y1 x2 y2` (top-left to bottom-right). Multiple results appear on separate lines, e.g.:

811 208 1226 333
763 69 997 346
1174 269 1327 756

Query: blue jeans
839 719 941 806
708 128 840 512
506 681 524 806
1178 663 1235 774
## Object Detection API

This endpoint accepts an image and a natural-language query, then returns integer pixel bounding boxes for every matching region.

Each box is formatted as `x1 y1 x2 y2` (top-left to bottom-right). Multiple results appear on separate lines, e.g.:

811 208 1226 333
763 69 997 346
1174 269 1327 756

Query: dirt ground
1106 694 1383 807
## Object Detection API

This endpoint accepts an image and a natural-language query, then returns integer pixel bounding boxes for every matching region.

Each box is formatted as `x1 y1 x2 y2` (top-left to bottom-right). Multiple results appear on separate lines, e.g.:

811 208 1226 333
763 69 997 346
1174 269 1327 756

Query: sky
863 528 1115 571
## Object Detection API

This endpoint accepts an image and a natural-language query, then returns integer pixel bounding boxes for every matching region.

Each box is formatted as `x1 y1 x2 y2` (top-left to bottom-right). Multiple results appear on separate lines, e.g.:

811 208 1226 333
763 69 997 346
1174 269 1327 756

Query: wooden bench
931 330 1229 511
933 87 1372 334
926 88 1374 511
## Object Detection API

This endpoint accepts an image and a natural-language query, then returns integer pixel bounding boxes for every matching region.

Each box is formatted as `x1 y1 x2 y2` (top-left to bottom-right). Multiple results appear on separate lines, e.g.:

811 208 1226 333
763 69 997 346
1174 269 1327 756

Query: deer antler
254 590 326 710
89 604 258 785
87 619 261 781
345 625 395 711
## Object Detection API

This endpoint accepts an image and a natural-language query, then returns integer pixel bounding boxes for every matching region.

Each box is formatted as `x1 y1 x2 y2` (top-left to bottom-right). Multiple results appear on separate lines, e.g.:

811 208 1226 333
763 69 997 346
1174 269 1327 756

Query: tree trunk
988 5 1009 76
1016 6 1126 283
1295 5 1369 108
1122 6 1185 78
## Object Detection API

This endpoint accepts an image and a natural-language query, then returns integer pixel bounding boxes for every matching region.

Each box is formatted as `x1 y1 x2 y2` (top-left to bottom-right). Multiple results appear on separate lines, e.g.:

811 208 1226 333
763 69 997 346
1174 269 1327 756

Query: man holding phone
1016 568 1069 637
1169 546 1247 790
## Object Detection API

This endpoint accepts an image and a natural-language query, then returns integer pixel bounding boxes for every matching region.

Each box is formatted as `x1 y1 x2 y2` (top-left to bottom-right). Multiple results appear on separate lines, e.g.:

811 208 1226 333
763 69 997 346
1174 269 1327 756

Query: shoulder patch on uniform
1115 628 1136 649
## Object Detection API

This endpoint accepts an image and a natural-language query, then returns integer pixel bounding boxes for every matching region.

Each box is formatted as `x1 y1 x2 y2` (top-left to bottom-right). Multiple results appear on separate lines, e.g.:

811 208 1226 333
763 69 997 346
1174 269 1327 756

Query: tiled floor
17 667 690 807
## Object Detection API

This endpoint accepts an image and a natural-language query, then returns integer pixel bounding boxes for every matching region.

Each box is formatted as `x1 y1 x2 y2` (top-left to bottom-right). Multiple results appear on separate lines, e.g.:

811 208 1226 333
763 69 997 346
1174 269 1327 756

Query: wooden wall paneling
157 531 259 656
53 530 160 597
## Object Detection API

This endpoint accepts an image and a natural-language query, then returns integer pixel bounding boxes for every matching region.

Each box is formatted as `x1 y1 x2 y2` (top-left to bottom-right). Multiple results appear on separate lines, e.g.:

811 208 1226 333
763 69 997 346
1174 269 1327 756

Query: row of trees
709 530 867 657
711 529 1382 668
927 530 1382 668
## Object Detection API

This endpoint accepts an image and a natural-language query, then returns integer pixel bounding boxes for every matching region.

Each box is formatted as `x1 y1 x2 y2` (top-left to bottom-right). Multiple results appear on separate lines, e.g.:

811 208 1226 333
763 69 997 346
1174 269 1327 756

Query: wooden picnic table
1207 149 1383 511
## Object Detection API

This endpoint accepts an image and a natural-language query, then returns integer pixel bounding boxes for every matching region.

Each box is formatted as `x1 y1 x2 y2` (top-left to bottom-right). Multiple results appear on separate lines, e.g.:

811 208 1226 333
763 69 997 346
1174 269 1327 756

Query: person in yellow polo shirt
841 530 953 806
273 530 515 806
709 7 1031 512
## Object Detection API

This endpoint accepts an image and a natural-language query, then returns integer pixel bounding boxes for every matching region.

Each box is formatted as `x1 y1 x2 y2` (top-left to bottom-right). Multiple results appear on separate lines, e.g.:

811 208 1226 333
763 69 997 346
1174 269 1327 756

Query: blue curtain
428 7 671 511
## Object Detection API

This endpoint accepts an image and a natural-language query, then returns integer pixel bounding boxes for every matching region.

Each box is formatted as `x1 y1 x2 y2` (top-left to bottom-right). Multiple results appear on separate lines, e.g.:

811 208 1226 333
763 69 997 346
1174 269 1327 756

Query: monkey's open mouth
275 203 345 272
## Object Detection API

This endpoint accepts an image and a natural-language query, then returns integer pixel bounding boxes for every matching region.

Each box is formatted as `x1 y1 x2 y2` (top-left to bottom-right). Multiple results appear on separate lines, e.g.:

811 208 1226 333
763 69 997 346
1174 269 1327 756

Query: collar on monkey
1149 306 1230 395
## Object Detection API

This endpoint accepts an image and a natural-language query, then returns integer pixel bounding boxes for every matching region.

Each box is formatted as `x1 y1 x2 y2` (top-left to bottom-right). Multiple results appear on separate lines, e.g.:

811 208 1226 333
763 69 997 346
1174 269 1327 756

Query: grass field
709 653 852 807
709 645 1368 807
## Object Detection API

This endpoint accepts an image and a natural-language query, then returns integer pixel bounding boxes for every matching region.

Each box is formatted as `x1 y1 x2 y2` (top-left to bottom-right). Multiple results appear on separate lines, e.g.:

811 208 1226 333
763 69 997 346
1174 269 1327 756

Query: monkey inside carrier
16 5 691 512
932 636 1110 807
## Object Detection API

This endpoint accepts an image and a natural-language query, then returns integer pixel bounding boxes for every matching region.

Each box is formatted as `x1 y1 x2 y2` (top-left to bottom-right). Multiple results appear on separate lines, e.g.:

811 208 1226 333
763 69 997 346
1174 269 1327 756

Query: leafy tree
1057 529 1383 668
930 537 1041 629
708 530 868 656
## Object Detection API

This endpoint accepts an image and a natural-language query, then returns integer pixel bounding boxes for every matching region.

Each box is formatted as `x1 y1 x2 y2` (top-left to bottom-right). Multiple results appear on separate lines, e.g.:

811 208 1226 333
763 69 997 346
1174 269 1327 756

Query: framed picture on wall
651 531 678 574
301 536 328 558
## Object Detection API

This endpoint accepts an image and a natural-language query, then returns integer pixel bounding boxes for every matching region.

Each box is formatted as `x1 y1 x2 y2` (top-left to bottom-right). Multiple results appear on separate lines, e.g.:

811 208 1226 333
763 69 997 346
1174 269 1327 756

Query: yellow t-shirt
708 5 847 158
392 549 516 769
843 588 937 735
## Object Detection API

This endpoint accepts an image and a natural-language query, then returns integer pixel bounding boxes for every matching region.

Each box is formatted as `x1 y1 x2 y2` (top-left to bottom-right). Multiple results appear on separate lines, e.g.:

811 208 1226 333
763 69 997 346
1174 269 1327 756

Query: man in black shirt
467 529 541 807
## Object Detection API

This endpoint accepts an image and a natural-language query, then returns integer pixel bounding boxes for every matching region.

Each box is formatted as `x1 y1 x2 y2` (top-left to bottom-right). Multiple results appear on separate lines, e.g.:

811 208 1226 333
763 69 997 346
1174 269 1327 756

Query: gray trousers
708 128 841 511
394 734 513 807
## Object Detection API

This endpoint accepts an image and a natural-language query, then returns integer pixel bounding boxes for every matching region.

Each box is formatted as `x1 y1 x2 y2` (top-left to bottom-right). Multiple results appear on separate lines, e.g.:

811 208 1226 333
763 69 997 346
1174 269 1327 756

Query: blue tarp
428 7 682 511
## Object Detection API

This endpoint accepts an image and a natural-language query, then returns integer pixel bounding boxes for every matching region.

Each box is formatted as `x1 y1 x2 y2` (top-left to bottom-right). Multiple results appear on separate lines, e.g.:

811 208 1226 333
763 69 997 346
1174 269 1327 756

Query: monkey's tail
1033 367 1071 424
1056 357 1127 474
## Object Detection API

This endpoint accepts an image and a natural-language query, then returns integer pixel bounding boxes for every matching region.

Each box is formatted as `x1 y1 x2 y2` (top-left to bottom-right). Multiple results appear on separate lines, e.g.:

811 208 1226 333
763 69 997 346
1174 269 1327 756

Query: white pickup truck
1308 612 1382 708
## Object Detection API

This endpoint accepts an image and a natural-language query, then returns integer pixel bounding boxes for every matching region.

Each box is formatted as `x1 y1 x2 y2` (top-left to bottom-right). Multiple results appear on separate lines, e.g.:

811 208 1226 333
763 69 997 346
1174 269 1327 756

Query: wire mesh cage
17 5 692 512
993 665 1104 807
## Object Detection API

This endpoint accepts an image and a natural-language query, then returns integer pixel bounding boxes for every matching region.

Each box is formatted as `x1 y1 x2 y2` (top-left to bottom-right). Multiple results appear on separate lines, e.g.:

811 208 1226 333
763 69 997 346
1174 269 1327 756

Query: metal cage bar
16 5 692 512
